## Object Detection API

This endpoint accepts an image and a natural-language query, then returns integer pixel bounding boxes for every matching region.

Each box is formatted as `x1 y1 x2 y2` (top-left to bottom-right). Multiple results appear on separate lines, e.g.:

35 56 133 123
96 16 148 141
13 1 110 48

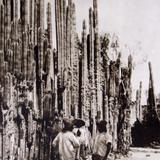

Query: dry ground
115 147 160 160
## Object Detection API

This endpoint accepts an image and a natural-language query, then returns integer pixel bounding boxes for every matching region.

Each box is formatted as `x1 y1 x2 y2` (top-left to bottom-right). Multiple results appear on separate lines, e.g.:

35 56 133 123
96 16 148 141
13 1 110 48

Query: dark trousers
92 154 104 160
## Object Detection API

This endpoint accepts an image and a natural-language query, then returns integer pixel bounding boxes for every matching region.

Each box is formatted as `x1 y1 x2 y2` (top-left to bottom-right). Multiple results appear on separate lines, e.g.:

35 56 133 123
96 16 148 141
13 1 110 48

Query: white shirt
93 132 112 157
73 127 86 144
53 131 80 160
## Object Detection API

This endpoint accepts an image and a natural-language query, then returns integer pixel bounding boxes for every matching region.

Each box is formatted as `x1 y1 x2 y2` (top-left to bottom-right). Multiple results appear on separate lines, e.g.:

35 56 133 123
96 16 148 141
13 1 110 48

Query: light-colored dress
73 127 92 160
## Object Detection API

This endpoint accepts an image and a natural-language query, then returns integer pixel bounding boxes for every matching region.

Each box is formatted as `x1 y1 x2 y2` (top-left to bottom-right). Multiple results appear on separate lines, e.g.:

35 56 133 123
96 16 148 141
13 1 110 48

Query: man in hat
52 118 80 160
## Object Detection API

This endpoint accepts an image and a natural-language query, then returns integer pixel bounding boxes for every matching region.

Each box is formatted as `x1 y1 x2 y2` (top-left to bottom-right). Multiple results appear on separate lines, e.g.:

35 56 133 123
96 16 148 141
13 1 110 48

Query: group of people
52 117 112 160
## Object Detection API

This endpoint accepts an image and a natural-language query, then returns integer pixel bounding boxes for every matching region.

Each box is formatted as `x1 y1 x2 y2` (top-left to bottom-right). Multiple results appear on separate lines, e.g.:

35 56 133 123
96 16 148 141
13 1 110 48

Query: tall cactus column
36 0 45 117
117 55 132 153
125 55 133 152
0 107 2 160
20 0 28 31
81 20 89 121
89 7 97 138
4 0 11 45
47 2 52 49
29 0 34 43
0 4 4 51
108 61 116 142
55 0 66 83
65 0 73 116
70 2 79 117
55 0 67 114
93 0 102 120
113 54 121 151
138 82 142 120
148 62 157 112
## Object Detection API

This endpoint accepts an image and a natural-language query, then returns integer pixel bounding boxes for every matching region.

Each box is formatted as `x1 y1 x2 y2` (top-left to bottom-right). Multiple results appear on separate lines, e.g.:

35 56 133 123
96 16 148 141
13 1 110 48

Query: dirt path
116 147 160 160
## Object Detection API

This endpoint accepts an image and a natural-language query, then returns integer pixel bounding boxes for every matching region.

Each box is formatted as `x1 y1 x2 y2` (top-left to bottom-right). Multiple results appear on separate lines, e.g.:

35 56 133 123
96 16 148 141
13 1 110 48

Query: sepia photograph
0 0 160 159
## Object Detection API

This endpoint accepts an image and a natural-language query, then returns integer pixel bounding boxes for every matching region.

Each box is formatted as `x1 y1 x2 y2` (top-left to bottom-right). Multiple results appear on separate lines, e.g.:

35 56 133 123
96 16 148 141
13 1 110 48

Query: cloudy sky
49 0 160 104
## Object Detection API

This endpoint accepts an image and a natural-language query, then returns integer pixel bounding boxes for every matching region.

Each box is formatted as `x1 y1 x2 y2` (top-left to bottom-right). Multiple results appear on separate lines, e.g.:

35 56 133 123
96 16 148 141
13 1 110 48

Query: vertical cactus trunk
93 0 102 120
27 49 33 80
89 7 97 138
138 82 142 120
13 0 18 21
148 62 157 111
108 61 116 147
38 0 44 30
55 0 68 114
0 51 4 84
47 2 52 49
60 0 65 77
81 20 89 123
55 0 61 77
55 0 65 84
117 55 132 153
0 107 2 160
34 1 38 45
81 20 87 117
46 48 54 91
65 1 73 116
0 4 4 51
136 89 139 119
4 0 11 42
37 28 43 117
63 0 67 70
22 32 28 78
29 0 34 43
64 5 70 116
70 2 78 117
20 0 28 31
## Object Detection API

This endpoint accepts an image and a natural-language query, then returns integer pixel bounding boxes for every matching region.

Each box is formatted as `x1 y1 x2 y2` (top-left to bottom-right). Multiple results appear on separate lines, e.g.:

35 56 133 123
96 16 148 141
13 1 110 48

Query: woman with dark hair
52 118 80 160
92 120 112 160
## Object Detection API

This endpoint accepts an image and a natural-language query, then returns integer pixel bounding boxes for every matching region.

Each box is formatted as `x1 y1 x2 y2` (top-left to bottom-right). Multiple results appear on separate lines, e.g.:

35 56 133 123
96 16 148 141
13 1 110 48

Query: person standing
92 120 112 160
52 118 80 160
73 119 93 160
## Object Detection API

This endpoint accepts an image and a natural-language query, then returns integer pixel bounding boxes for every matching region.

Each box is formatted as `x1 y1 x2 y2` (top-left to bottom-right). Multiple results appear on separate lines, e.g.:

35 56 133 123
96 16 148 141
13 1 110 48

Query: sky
49 0 160 104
